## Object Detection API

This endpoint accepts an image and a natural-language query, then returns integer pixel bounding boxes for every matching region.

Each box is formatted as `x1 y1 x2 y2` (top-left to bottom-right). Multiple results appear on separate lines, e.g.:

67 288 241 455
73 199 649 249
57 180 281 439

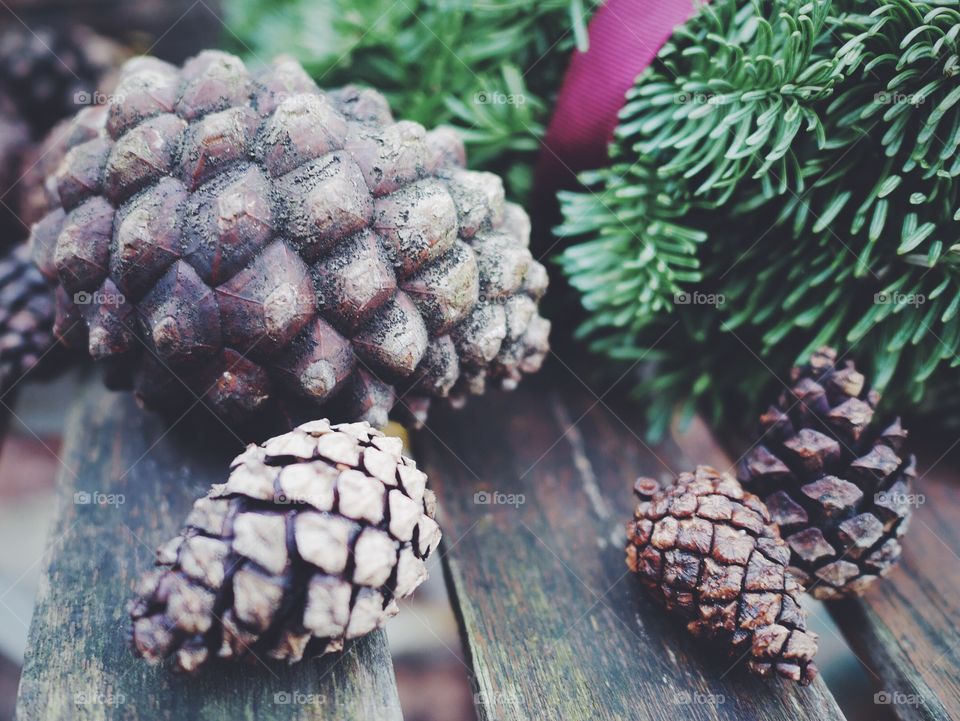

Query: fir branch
559 0 960 438
555 161 706 336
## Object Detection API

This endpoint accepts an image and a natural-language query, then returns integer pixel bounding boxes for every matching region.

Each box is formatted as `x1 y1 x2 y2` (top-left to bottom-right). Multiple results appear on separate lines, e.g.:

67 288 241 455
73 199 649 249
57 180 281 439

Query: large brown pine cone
129 419 441 672
0 244 62 393
625 466 819 685
737 347 914 599
30 51 550 435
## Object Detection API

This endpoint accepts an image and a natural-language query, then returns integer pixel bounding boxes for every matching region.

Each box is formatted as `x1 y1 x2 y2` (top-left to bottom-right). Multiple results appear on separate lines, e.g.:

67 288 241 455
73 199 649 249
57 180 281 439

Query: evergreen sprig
557 0 960 438
224 0 593 201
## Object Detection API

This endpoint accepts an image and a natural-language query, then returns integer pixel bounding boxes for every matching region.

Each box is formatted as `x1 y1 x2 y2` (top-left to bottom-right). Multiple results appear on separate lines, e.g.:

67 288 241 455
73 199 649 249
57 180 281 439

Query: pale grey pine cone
129 419 441 672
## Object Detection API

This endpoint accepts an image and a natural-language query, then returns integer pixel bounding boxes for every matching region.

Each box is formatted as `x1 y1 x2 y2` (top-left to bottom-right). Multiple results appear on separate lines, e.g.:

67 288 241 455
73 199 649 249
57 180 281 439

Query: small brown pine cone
625 466 819 685
738 347 914 599
129 419 441 673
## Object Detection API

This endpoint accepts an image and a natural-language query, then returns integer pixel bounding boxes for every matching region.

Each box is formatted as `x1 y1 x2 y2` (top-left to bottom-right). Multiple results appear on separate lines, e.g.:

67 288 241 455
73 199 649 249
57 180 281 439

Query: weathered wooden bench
13 372 959 720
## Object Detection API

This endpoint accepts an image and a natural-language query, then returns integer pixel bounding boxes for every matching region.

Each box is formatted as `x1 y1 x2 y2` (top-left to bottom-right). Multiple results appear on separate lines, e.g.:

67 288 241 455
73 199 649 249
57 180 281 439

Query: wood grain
828 442 960 721
414 375 844 721
15 385 402 721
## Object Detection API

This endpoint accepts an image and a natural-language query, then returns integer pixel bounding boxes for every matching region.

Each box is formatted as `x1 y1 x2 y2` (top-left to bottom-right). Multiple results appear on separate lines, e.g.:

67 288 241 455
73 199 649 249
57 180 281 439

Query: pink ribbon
536 0 696 192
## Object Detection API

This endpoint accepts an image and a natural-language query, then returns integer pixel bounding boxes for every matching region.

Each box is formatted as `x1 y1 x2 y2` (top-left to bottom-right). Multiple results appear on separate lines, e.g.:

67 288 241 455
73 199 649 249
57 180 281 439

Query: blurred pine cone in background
0 244 61 394
0 22 127 245
0 23 126 134
0 22 126 393
0 93 29 239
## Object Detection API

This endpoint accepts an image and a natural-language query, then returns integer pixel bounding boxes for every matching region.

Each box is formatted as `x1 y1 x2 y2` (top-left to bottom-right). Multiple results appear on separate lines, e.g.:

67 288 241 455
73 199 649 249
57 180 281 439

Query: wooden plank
415 375 845 721
827 443 960 721
15 385 402 721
